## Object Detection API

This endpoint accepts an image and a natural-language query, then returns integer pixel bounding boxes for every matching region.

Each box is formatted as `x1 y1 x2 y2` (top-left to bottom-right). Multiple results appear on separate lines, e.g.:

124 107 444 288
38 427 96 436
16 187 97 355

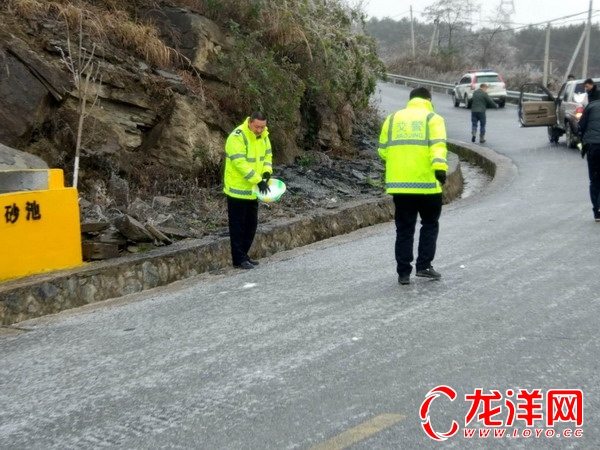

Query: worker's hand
435 170 447 185
579 143 586 159
262 172 271 182
257 180 271 195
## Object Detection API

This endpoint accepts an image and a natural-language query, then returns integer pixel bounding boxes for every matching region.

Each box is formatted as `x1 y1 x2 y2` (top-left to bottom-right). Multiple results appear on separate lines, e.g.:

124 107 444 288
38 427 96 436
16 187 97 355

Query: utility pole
582 0 593 77
428 18 439 56
543 23 551 87
564 27 586 83
410 6 416 58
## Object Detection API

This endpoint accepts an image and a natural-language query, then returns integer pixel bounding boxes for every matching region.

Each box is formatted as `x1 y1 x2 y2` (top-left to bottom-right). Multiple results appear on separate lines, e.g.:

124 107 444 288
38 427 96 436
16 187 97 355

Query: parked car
452 70 507 108
518 78 600 148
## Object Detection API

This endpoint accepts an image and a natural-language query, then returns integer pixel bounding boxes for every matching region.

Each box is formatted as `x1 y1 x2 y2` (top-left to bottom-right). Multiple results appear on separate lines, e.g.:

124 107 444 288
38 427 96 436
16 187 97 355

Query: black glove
435 170 447 185
262 172 271 182
257 180 271 195
580 144 587 159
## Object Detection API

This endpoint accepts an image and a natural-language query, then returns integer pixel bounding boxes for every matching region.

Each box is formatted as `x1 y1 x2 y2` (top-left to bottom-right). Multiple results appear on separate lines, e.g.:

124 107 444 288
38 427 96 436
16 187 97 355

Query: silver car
518 78 600 148
452 70 508 108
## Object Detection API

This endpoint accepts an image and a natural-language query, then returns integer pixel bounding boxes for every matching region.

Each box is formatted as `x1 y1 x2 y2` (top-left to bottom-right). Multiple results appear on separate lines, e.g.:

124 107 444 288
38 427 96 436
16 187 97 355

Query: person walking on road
578 95 600 222
470 83 498 144
223 111 273 269
378 87 448 285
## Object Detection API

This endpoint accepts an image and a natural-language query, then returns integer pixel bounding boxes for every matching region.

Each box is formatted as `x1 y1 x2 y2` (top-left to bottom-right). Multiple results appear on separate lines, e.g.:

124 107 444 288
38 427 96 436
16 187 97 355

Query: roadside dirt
79 127 491 256
79 129 388 253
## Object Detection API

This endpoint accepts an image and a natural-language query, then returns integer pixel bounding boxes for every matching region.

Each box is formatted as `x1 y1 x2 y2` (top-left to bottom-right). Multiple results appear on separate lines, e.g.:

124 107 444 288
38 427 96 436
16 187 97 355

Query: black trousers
585 144 600 216
227 196 258 265
393 193 442 276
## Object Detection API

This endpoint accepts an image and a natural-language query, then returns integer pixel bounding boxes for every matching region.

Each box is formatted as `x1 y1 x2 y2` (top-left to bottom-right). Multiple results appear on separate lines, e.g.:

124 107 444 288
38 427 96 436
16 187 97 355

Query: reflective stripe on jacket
378 97 448 194
223 117 273 199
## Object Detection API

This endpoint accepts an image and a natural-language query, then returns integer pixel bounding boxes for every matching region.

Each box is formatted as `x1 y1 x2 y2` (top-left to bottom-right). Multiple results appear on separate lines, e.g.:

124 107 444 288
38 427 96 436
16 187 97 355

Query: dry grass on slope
5 0 175 68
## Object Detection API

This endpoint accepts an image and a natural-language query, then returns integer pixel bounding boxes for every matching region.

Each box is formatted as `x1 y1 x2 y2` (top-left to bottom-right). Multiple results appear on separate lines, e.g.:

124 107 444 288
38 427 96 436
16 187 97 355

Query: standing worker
223 111 273 269
378 87 448 285
584 78 600 103
578 92 600 222
470 83 498 144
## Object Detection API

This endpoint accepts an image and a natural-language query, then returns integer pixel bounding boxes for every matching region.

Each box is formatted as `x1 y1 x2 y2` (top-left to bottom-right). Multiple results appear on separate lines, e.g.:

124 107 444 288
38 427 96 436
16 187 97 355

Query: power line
478 11 600 36
368 6 600 46
380 7 598 33
367 9 414 20
488 10 596 32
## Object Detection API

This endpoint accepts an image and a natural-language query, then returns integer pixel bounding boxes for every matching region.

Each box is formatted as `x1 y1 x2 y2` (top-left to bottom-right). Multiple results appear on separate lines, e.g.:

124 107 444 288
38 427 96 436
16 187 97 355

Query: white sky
356 0 597 28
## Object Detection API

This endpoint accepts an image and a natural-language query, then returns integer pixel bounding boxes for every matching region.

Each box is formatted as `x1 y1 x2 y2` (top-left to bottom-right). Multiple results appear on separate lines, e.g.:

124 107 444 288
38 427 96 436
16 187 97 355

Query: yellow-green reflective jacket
378 97 448 194
223 117 273 199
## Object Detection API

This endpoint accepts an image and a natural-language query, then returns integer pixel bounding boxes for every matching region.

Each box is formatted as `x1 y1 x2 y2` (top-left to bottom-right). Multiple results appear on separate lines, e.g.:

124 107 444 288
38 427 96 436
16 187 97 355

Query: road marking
310 414 406 450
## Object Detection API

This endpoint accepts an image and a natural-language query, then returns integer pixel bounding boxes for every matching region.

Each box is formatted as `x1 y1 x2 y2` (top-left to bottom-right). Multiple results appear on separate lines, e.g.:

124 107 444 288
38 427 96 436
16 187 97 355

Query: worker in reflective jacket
378 87 448 285
223 111 273 269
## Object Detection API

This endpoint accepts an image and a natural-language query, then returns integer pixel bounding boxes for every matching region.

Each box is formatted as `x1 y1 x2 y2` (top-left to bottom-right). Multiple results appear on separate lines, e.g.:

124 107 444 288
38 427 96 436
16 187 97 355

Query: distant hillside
365 16 600 88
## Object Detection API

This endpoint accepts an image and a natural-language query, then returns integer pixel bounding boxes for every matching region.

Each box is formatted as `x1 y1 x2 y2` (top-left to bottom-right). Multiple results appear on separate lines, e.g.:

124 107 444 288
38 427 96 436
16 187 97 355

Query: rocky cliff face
0 2 383 260
2 5 359 182
1 7 229 181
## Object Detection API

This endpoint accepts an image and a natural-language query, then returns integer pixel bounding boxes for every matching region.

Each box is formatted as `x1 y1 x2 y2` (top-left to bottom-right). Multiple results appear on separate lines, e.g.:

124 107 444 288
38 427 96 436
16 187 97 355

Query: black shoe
398 274 410 285
471 135 476 143
416 266 441 279
234 261 254 270
248 258 259 266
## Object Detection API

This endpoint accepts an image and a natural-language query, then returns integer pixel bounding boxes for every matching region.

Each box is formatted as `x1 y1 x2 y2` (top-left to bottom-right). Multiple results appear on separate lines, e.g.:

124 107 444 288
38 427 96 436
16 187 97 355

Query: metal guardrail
385 73 545 102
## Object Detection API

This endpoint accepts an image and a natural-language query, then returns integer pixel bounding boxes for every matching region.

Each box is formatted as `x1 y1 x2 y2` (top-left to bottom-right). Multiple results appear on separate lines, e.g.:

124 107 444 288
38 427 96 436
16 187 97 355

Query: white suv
452 70 508 108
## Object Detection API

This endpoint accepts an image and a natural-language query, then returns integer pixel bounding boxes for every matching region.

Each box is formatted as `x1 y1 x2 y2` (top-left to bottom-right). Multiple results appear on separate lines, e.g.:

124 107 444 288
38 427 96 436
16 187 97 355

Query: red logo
547 390 583 427
420 385 460 441
421 387 584 441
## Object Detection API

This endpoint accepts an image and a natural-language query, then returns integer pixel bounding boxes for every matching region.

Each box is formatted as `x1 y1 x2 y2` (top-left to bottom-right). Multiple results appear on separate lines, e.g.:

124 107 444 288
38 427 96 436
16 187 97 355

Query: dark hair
409 87 431 100
568 74 575 79
250 111 267 121
584 78 594 85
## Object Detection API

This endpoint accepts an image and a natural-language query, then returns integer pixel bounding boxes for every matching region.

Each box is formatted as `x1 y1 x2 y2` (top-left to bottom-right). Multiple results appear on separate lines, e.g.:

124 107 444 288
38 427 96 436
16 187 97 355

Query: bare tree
471 3 516 68
423 0 480 49
56 14 102 189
